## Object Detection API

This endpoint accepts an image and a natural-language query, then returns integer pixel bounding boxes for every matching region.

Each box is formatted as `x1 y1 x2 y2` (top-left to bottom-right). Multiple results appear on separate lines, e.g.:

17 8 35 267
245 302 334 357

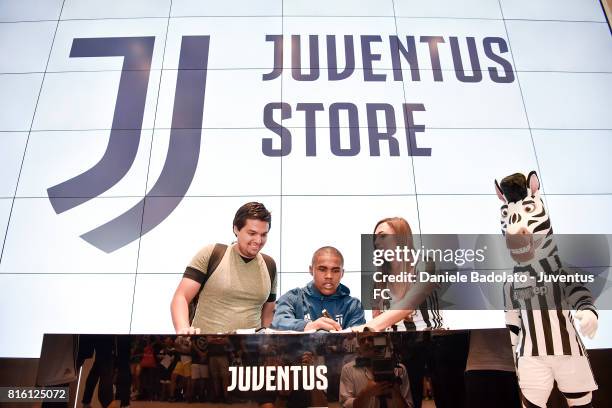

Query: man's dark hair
233 202 272 231
311 246 344 268
500 173 528 203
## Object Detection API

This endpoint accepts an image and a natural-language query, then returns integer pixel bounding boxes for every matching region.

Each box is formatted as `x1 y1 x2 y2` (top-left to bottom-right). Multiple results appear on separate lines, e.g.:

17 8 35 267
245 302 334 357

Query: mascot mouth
506 234 543 263
506 234 535 263
511 243 531 254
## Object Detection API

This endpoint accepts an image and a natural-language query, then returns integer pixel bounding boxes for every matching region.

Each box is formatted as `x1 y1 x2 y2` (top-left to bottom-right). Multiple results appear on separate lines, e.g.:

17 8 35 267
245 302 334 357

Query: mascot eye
524 204 535 213
501 209 508 218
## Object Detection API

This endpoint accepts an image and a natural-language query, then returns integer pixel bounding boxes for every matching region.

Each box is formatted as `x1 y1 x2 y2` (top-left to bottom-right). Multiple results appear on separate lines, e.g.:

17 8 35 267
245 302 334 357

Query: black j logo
47 36 210 253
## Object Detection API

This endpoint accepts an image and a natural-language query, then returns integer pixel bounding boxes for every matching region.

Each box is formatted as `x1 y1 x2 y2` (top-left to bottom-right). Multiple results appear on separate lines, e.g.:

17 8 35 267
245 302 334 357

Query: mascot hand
576 310 598 339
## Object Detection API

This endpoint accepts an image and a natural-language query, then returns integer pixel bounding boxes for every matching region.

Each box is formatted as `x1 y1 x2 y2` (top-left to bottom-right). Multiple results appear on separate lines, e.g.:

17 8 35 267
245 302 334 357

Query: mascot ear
495 179 506 203
527 171 540 195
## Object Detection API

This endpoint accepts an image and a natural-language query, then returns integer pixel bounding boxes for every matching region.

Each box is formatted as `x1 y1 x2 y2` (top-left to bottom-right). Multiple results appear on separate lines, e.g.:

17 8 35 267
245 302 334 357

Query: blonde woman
357 217 442 332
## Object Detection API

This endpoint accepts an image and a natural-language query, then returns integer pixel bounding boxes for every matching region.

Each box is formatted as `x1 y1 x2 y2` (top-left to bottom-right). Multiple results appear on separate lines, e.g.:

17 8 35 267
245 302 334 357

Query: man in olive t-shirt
171 202 276 334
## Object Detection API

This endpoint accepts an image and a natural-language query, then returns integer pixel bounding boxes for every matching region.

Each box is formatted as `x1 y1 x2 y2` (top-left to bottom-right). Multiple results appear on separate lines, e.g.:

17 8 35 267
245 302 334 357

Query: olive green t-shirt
184 243 276 333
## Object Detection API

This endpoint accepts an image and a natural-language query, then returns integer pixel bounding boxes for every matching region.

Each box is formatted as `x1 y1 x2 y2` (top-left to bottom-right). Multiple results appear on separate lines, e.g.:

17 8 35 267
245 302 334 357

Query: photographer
340 333 413 408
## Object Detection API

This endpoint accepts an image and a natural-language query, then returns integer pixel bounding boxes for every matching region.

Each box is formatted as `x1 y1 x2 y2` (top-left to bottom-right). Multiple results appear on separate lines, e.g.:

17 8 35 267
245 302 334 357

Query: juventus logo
47 35 210 253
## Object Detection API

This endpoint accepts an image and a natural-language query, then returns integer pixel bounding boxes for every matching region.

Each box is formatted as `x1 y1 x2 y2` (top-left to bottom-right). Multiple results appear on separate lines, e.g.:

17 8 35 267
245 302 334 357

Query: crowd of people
128 335 234 403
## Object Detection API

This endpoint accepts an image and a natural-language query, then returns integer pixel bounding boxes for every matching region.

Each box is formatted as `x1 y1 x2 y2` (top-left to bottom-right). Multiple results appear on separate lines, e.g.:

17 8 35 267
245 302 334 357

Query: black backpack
188 244 277 324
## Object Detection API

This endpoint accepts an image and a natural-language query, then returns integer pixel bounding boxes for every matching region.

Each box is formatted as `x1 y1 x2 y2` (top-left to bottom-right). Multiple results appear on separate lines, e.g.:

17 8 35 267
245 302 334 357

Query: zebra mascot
495 171 599 407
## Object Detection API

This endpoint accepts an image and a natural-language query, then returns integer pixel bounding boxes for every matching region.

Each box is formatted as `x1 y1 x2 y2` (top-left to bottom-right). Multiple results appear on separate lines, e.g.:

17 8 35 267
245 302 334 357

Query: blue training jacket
271 281 366 331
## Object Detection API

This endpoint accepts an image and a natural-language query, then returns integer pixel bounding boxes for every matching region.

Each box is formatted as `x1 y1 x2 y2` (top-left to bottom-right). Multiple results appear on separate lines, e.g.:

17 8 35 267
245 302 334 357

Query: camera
355 336 402 384
371 357 401 384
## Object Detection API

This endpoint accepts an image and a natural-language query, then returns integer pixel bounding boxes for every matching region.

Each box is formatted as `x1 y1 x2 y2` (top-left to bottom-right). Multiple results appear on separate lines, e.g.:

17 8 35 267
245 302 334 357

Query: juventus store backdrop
1 1 611 407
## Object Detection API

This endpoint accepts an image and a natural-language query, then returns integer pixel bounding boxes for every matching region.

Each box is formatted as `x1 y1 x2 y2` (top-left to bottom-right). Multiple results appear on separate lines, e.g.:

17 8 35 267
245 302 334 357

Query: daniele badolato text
372 270 595 284
227 365 328 392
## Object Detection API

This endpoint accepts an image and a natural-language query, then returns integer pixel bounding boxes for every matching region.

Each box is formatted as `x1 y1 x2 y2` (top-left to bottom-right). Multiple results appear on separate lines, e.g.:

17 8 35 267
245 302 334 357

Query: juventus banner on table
36 332 475 407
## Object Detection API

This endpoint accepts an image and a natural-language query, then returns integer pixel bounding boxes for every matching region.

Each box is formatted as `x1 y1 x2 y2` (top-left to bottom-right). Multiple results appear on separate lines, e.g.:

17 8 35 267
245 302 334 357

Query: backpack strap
261 253 277 299
207 244 228 275
189 243 228 324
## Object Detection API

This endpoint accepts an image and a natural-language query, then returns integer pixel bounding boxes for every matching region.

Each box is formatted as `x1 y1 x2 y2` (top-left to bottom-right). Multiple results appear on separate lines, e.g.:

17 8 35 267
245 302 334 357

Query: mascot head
495 171 552 263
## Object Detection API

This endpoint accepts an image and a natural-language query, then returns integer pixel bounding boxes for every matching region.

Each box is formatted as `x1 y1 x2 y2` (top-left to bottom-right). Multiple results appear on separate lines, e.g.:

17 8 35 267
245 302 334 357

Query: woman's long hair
372 217 415 312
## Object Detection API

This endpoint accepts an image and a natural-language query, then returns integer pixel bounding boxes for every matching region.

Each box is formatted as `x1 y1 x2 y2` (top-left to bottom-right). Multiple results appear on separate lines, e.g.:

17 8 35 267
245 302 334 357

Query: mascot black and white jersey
495 171 599 408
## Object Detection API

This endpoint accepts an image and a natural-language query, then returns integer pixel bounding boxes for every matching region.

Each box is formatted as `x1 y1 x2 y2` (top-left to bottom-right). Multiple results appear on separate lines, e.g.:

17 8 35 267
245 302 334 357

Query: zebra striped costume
495 171 598 408
503 251 596 357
